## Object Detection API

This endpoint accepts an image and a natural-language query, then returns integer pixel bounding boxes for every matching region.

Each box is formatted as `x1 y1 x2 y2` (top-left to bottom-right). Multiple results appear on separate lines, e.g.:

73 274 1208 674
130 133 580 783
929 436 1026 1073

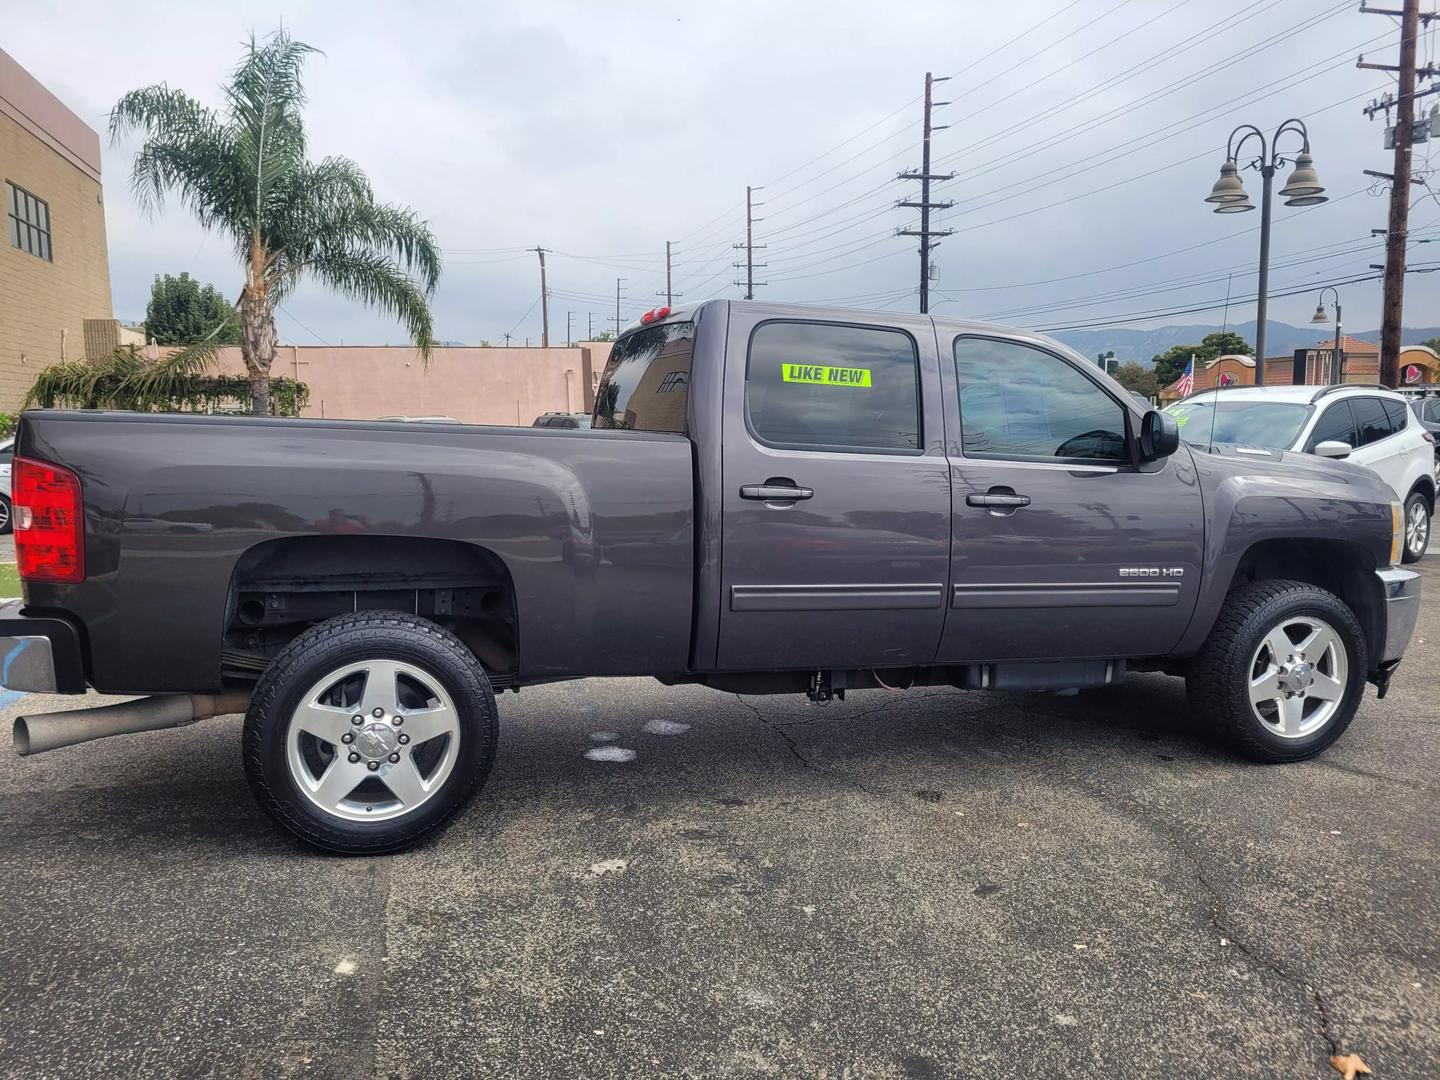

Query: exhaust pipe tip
13 717 31 756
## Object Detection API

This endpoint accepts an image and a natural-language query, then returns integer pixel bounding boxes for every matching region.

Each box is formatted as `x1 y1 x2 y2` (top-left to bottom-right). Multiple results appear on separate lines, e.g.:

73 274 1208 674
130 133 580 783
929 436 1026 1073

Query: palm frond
269 157 441 296
305 249 435 361
226 30 317 234
23 344 221 412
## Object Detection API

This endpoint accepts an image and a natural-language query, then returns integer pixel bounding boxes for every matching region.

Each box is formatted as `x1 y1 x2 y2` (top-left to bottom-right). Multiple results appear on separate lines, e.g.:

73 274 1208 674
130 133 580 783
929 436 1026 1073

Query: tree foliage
1151 331 1253 388
24 343 308 416
145 272 241 345
1111 361 1158 399
110 30 440 414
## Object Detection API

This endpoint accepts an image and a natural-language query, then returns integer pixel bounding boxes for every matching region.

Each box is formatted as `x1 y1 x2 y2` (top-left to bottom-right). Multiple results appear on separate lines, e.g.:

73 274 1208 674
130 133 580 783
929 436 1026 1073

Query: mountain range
1050 320 1440 365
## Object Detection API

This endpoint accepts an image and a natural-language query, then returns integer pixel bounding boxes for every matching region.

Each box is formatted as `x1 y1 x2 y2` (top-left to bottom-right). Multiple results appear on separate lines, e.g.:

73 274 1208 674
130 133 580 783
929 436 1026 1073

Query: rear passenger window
1382 399 1408 431
746 321 921 452
1306 401 1355 451
1350 397 1396 447
954 336 1127 462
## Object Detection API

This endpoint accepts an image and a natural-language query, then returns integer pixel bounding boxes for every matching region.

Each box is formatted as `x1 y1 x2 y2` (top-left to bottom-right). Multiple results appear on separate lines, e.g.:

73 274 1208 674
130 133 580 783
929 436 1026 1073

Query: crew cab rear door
936 333 1205 662
714 307 951 670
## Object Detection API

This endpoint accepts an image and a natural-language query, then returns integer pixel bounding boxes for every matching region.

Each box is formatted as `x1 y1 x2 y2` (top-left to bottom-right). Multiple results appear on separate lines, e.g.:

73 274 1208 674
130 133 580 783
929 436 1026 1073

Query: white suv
0 436 11 535
1167 384 1436 562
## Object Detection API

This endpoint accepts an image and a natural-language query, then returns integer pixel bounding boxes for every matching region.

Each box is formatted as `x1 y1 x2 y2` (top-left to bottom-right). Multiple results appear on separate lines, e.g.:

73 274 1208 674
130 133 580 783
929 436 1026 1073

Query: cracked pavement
0 567 1437 1078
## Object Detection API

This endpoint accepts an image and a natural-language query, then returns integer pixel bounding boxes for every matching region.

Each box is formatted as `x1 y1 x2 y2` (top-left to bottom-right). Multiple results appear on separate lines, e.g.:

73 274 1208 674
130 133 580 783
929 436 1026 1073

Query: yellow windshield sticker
781 363 872 388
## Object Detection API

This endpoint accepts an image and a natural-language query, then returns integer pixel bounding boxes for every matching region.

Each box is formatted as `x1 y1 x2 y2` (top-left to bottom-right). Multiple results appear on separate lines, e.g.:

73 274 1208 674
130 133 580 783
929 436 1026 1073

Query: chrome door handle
741 484 814 501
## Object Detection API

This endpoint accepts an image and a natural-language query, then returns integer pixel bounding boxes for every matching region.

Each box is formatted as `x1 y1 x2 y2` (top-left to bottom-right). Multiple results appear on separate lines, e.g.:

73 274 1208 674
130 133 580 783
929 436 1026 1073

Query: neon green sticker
781 363 872 388
1173 414 1189 427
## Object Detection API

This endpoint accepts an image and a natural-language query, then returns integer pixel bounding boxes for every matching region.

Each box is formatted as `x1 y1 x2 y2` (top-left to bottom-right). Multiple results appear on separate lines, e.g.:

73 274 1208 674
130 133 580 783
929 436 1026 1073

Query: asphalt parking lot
0 568 1436 1079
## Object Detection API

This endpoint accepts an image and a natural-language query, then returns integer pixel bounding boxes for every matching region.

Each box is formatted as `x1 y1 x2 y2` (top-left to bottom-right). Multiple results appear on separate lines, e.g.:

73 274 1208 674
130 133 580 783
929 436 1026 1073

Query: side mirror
1138 409 1180 462
1313 440 1352 459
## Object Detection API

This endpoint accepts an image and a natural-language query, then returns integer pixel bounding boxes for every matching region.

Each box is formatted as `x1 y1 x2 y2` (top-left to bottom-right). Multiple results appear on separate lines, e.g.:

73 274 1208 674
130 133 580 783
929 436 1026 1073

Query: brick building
1 47 113 410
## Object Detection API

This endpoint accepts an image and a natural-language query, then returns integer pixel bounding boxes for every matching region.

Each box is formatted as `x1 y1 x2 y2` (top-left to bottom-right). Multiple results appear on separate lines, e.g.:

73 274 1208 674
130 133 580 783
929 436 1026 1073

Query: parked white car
0 436 11 534
1167 384 1435 562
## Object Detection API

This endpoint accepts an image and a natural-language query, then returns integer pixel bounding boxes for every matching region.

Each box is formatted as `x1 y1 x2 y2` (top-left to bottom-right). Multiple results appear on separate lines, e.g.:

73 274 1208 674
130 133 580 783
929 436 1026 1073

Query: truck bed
17 411 695 692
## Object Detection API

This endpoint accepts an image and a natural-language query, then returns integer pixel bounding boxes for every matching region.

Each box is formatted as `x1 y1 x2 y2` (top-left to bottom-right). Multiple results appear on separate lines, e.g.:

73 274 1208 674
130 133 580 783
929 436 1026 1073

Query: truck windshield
1166 399 1311 450
593 322 694 434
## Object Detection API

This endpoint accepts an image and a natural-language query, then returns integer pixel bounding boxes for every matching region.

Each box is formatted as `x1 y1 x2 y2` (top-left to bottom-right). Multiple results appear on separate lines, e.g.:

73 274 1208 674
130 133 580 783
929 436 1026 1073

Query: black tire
243 611 498 854
0 494 12 536
1402 488 1430 563
1186 580 1367 763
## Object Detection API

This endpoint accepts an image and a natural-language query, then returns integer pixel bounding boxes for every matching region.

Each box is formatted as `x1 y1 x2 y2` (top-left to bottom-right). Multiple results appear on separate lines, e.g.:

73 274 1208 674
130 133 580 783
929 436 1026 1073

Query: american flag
1175 356 1195 397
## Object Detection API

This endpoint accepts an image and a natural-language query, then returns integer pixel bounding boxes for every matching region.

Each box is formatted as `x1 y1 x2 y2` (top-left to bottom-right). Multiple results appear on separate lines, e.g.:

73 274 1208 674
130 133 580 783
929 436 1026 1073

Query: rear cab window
745 321 921 453
593 322 695 433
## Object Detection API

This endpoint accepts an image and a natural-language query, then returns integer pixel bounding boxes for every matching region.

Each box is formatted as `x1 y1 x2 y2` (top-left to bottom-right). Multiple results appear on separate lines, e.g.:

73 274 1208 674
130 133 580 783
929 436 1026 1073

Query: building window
657 371 689 393
7 181 52 262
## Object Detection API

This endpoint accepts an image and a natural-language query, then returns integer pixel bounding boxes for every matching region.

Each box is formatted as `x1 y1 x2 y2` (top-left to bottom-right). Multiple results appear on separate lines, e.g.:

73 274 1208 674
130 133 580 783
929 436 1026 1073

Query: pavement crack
733 693 821 773
1077 781 1345 1061
362 857 395 1079
1312 758 1425 789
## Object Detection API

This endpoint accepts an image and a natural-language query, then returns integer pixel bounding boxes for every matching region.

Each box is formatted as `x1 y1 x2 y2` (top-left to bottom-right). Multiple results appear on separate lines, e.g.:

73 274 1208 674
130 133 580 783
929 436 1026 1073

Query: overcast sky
10 0 1440 350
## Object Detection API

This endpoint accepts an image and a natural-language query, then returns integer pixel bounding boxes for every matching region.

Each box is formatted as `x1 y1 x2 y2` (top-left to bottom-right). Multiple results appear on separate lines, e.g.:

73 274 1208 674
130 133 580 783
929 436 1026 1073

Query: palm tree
110 30 441 414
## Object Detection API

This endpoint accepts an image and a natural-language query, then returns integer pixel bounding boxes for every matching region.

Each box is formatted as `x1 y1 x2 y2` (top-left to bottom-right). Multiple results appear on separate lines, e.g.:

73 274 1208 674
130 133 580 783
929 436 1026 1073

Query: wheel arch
1223 538 1382 669
1406 472 1435 513
223 534 520 685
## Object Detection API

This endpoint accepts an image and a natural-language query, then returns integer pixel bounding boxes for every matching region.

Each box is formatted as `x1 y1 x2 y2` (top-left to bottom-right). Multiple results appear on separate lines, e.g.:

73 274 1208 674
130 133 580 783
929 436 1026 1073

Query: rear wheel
1187 580 1367 762
1402 489 1430 563
243 611 498 854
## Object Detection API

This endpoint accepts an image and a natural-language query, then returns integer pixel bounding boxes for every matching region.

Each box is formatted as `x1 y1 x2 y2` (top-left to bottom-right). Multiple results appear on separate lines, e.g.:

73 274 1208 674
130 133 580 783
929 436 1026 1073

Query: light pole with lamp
1204 119 1328 371
1310 287 1343 385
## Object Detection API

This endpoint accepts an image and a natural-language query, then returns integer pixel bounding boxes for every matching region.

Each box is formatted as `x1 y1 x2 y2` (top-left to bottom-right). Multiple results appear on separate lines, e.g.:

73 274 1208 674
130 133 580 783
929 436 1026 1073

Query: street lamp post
1310 287 1343 385
1204 120 1328 372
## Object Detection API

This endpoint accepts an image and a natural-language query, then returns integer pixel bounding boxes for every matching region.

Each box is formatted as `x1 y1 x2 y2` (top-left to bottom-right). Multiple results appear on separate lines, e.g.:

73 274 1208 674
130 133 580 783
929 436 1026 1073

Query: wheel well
223 535 518 685
1408 474 1435 513
1227 538 1382 666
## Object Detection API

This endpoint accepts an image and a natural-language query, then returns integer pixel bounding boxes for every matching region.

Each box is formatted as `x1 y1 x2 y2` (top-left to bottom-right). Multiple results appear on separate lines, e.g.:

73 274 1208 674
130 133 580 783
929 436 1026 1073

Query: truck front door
937 334 1205 662
714 308 951 670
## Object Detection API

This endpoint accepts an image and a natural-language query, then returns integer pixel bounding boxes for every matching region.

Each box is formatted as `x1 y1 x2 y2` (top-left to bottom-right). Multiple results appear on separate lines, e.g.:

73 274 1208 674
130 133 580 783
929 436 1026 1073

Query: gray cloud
11 0 1435 352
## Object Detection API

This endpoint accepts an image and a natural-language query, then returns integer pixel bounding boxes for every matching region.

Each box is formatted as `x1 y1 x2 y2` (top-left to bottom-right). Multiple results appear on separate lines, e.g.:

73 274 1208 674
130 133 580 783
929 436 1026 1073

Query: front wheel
243 611 498 854
0 494 12 535
1186 580 1367 763
1402 489 1430 563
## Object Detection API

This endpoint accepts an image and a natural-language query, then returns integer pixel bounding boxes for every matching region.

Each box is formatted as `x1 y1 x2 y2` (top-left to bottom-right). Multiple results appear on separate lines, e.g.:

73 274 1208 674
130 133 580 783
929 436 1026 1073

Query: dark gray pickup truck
0 301 1421 852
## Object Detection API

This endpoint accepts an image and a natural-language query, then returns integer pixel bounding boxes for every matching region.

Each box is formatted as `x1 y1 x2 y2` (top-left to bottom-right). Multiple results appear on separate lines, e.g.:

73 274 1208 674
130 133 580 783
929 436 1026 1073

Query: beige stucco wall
0 48 112 411
211 342 614 425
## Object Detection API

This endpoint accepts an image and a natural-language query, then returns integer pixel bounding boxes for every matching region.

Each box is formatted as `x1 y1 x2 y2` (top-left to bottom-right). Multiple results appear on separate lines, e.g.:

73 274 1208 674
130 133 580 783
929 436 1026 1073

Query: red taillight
13 456 84 584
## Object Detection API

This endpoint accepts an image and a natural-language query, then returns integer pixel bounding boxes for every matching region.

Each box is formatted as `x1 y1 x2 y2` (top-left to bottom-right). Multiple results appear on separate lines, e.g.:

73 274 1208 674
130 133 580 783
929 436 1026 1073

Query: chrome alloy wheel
1407 498 1430 558
1247 616 1348 739
286 659 461 822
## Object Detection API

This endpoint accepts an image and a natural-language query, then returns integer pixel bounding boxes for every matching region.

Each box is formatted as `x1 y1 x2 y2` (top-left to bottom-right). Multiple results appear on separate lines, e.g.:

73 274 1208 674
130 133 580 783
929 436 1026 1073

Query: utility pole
897 72 955 313
532 246 550 348
733 186 767 299
612 277 626 335
588 312 594 340
1361 0 1438 384
656 240 682 307
566 310 574 348
503 332 512 347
